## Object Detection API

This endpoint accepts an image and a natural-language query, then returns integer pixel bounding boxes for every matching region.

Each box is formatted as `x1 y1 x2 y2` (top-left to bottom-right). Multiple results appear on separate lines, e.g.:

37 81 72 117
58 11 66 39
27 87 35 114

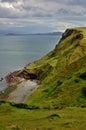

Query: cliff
24 27 86 108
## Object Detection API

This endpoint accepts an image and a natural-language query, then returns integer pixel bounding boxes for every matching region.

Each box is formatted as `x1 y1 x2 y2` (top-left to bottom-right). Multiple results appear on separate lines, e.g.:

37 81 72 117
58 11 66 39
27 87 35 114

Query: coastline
0 78 7 91
5 69 25 86
0 68 40 103
7 79 39 103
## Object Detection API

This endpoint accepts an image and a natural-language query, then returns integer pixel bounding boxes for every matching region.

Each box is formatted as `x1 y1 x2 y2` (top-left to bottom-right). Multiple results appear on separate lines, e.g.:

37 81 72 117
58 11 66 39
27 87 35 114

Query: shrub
46 114 60 119
82 87 86 97
57 80 63 86
10 103 29 109
10 103 40 110
79 72 86 80
0 100 6 105
74 78 79 83
28 105 39 110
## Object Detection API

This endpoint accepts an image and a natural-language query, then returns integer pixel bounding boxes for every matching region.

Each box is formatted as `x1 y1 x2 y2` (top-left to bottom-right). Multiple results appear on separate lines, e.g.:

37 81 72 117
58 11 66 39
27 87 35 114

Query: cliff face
24 27 86 108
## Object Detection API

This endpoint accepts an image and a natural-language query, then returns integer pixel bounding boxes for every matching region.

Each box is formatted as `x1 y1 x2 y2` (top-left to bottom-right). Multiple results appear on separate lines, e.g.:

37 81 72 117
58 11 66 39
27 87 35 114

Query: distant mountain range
0 31 62 36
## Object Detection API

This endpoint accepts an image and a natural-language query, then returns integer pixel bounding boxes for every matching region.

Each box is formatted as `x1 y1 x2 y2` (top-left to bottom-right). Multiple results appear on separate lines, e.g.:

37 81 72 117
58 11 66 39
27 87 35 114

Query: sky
0 0 86 33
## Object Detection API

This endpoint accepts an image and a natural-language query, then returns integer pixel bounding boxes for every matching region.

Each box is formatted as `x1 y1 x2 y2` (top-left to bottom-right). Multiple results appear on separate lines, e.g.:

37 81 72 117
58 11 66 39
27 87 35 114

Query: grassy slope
0 27 86 130
0 102 86 130
25 27 86 108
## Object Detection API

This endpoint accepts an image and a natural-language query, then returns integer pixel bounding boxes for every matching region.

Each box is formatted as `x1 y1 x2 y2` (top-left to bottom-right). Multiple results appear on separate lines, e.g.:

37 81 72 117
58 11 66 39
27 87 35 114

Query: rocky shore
0 68 40 103
5 70 25 86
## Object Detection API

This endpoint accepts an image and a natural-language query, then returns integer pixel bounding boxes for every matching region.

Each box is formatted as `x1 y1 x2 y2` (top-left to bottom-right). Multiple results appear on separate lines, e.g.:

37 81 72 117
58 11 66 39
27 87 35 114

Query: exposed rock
5 68 38 86
20 70 37 80
5 70 25 86
0 77 3 82
61 29 75 40
71 33 83 44
75 34 83 40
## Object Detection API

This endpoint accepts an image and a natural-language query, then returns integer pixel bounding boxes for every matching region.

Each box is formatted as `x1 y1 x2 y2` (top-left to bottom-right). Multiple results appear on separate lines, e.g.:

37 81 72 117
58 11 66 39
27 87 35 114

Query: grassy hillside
24 27 86 109
0 101 86 130
0 27 86 130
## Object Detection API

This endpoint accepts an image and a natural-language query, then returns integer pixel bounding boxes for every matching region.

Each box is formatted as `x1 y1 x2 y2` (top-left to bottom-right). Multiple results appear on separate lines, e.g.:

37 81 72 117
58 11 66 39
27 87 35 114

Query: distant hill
32 32 62 35
23 27 86 109
0 31 62 36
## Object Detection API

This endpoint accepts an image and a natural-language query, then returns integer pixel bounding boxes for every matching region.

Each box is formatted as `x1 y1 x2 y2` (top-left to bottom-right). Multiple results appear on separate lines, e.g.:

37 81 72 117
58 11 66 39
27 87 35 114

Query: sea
0 34 61 90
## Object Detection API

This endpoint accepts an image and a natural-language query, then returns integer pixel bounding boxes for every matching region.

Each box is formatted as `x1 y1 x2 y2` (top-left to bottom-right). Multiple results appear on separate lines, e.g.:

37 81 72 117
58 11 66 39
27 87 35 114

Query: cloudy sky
0 0 86 33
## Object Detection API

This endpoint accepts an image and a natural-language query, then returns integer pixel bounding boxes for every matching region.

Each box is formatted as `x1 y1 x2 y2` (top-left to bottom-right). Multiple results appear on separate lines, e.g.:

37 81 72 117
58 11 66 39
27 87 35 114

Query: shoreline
5 69 24 86
0 69 24 91
0 77 7 91
0 68 40 103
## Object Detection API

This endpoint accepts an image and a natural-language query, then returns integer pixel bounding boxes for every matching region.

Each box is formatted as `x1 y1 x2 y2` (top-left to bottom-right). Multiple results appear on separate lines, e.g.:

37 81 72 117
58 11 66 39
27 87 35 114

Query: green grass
0 27 86 130
23 27 86 108
0 102 86 130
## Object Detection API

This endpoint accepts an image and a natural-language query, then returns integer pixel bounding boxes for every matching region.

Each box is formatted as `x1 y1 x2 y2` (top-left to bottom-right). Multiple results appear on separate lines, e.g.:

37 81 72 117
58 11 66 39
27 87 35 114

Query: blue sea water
0 34 61 90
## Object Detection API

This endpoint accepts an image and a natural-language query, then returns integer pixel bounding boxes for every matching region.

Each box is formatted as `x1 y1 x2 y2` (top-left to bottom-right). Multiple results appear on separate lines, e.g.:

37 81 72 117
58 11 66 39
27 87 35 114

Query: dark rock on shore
0 77 3 82
5 70 25 86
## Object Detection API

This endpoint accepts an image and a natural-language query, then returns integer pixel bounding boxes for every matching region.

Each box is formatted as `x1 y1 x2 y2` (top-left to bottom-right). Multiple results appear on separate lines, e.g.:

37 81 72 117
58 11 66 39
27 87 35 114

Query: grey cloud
0 6 14 18
40 0 86 6
1 0 17 3
43 0 86 5
0 8 18 18
67 0 86 6
0 0 86 18
0 0 86 35
0 4 25 18
0 0 86 32
57 8 84 16
22 5 53 17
